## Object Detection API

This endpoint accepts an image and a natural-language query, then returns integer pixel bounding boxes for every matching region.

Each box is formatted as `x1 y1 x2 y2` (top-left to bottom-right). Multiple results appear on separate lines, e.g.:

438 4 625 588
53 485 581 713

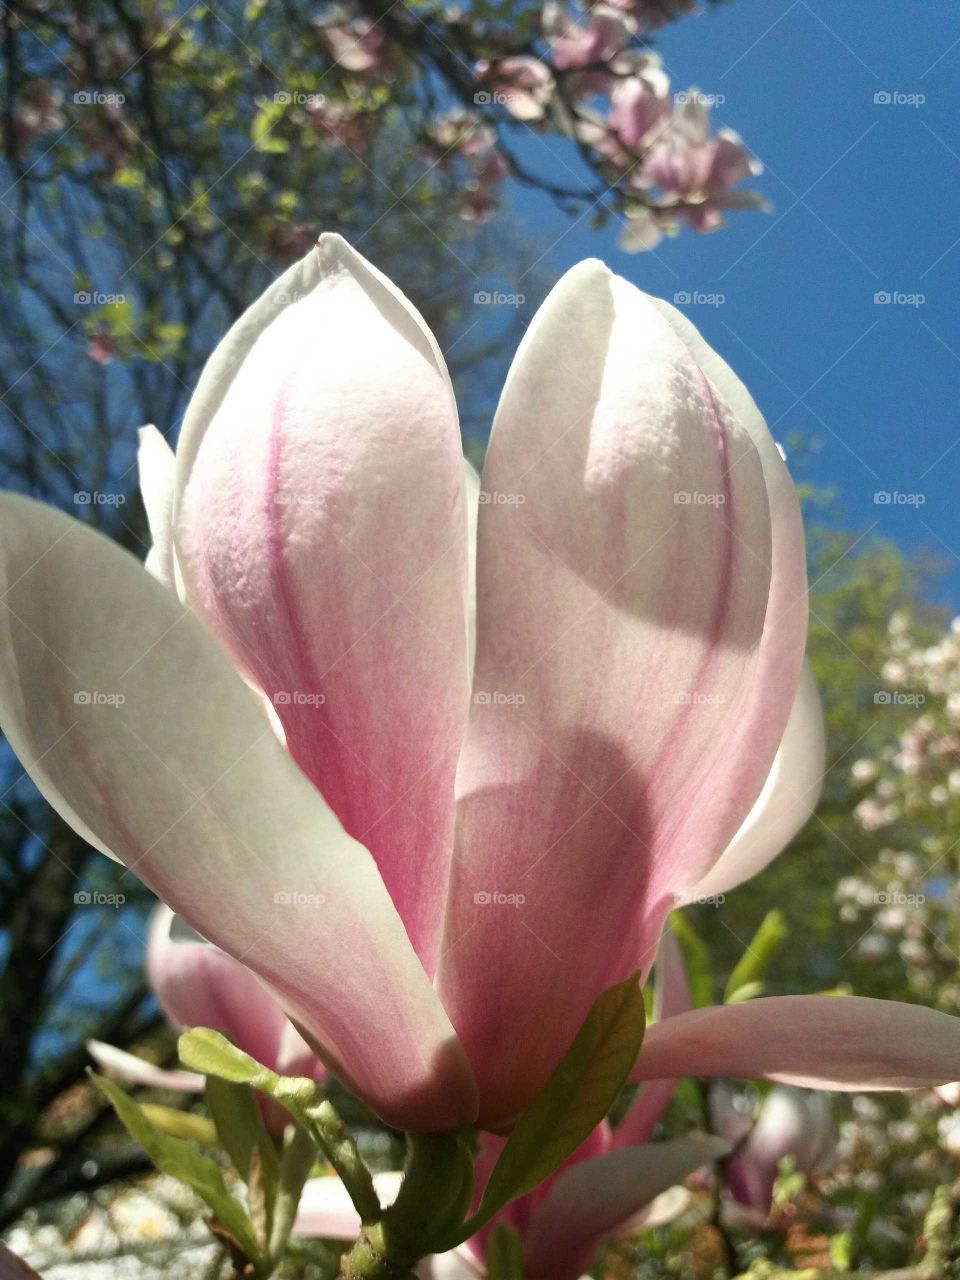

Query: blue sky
486 0 960 605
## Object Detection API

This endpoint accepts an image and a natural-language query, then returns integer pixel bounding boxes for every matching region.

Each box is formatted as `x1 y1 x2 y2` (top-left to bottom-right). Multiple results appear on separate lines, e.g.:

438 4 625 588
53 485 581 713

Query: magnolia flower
4 237 960 1144
474 57 555 122
607 66 672 154
645 96 767 234
542 3 637 95
711 1082 836 1224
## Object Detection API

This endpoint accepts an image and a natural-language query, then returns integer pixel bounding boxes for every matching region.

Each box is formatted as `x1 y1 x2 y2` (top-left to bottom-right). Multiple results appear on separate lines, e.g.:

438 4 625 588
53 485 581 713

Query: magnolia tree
5 0 764 266
3 237 960 1280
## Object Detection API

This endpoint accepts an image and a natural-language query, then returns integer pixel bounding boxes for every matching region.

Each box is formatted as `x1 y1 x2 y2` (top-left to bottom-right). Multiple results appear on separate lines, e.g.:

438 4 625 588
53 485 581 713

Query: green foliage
91 1072 261 1264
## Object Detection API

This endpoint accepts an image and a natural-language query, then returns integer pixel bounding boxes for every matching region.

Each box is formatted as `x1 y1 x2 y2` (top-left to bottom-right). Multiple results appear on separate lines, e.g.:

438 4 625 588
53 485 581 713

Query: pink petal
86 1039 205 1093
294 1172 402 1238
438 261 774 1128
646 297 809 906
147 906 324 1079
632 997 960 1090
174 234 469 972
0 494 477 1132
687 661 824 899
523 1135 730 1280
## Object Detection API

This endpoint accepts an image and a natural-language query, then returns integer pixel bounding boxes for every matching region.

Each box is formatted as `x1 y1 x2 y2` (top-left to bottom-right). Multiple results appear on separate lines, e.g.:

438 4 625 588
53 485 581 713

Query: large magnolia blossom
3 236 960 1139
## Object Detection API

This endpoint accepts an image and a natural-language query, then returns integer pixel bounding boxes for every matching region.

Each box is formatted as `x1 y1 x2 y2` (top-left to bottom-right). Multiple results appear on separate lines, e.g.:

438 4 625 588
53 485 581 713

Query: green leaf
485 1224 524 1280
252 100 289 153
139 1103 217 1145
205 1075 279 1193
91 1073 260 1263
670 912 713 1008
723 909 788 1003
724 980 764 1004
471 972 646 1230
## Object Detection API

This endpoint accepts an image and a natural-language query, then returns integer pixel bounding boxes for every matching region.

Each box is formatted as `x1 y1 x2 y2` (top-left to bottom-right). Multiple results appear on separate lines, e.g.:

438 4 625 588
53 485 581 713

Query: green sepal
485 1223 524 1280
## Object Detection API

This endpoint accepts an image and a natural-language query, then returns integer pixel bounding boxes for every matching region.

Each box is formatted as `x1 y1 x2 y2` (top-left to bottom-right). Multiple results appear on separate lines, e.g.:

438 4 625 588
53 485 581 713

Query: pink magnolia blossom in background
543 2 635 73
474 57 555 122
4 236 960 1143
711 1082 837 1224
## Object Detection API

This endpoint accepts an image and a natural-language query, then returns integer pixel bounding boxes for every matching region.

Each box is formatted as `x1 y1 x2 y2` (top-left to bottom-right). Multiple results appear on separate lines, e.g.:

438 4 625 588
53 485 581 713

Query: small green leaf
725 980 764 1004
205 1075 279 1192
723 909 788 1003
91 1073 260 1263
485 1223 524 1280
473 972 646 1228
139 1103 217 1145
670 912 713 1007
